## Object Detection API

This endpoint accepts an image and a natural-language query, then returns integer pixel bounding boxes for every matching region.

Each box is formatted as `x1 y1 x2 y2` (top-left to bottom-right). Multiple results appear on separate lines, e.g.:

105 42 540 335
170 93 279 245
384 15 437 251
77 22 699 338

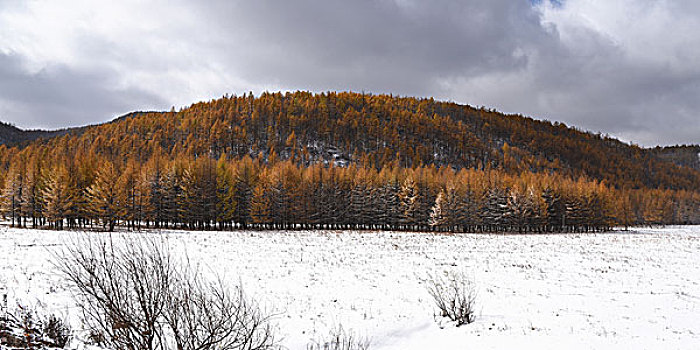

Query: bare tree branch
53 233 277 350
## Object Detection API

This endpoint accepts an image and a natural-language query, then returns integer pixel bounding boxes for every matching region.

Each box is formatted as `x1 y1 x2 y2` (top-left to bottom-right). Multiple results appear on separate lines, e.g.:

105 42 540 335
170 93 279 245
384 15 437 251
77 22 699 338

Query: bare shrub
424 271 477 326
306 326 370 350
166 275 276 350
43 314 72 348
54 236 172 350
0 304 71 349
54 234 277 350
0 304 41 349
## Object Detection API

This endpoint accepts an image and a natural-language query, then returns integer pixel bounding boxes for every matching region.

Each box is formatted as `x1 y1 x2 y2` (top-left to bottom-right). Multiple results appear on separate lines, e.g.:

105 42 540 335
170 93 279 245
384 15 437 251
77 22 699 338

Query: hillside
0 112 162 148
2 91 697 191
0 121 71 146
652 145 700 171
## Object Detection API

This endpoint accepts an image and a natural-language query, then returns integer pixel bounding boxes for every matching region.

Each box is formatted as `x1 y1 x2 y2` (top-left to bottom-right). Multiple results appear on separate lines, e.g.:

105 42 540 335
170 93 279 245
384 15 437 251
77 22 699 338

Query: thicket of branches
306 326 371 350
53 235 277 350
425 271 477 327
0 304 71 349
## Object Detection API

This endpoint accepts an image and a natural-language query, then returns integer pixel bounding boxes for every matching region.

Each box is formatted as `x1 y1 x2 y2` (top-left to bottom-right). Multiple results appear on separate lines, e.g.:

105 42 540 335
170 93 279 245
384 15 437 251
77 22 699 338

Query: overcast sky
0 0 699 146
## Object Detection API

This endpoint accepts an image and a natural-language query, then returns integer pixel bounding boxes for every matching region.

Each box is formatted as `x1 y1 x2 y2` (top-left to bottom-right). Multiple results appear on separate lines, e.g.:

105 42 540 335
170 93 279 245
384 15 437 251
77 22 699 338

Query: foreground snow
1 226 699 349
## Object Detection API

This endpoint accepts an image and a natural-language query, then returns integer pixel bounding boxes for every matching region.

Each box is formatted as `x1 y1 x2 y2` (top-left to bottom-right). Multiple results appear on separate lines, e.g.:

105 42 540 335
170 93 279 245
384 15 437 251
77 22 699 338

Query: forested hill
0 112 160 147
1 91 698 231
2 91 697 192
0 121 71 146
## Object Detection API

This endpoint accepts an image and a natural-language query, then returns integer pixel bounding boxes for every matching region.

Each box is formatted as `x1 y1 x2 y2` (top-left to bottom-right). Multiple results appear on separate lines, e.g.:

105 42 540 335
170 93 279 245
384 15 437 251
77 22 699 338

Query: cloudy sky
0 0 698 146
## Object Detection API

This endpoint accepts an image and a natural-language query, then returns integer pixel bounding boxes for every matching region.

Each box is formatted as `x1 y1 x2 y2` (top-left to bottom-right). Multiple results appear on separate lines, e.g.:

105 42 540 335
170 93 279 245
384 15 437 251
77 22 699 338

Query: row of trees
2 150 698 232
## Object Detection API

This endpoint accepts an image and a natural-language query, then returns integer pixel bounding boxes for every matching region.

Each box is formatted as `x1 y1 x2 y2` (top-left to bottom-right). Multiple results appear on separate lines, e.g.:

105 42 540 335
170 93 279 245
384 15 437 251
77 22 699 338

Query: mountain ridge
0 121 72 146
0 111 166 147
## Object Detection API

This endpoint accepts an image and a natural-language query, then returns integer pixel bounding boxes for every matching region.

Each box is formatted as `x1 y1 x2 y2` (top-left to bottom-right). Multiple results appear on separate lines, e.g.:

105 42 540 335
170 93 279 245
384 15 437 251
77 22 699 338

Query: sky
0 0 699 147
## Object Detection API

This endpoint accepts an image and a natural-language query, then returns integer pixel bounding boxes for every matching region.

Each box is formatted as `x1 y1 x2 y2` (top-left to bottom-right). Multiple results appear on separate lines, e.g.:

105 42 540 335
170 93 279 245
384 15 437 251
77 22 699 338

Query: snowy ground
1 226 700 349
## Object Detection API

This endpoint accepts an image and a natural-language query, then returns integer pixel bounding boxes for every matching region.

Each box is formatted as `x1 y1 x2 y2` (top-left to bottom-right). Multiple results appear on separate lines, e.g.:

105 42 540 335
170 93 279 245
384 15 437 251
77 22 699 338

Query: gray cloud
206 0 546 95
0 0 698 146
0 52 168 129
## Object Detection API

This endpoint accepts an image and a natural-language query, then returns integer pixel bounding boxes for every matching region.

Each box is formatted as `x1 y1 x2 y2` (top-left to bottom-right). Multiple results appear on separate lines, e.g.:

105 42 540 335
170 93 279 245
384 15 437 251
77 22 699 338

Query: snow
2 226 700 349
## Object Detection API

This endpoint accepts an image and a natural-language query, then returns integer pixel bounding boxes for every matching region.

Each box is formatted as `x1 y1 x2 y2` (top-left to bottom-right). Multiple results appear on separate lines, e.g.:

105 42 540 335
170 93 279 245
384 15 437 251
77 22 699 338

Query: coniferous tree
135 168 154 229
429 190 447 230
348 182 368 229
2 163 25 227
482 186 509 232
267 175 289 230
71 154 98 229
161 166 183 228
232 158 256 229
508 186 537 233
42 165 72 229
142 156 166 228
250 172 271 228
398 176 420 230
181 158 217 229
86 161 124 232
21 156 44 228
442 182 461 231
375 181 400 230
542 187 564 232
118 160 140 229
564 192 585 232
216 155 236 229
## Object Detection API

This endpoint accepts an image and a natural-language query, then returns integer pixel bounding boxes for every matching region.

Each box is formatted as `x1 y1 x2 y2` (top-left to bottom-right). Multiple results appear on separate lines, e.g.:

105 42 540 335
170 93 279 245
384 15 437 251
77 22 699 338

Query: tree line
2 150 698 232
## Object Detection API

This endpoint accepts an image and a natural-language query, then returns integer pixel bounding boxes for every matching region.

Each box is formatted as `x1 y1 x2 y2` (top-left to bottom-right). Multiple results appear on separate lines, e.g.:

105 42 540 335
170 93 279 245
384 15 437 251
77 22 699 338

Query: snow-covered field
2 226 700 349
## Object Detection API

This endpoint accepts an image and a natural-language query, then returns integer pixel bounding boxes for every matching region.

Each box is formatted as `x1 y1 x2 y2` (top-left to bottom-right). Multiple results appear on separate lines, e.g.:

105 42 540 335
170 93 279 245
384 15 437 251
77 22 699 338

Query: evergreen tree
181 158 217 229
443 182 460 231
232 158 256 229
250 173 271 228
142 157 166 228
482 186 509 232
216 156 236 229
21 157 44 228
398 176 420 230
429 190 447 229
2 163 25 227
508 187 536 233
161 166 183 228
457 187 479 232
348 182 368 229
42 165 72 229
118 161 140 229
86 162 124 231
542 187 564 232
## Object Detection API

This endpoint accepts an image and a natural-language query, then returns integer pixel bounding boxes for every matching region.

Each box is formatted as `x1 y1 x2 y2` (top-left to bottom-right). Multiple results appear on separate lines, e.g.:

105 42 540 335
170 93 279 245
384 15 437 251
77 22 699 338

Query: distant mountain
0 121 69 146
0 111 165 147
